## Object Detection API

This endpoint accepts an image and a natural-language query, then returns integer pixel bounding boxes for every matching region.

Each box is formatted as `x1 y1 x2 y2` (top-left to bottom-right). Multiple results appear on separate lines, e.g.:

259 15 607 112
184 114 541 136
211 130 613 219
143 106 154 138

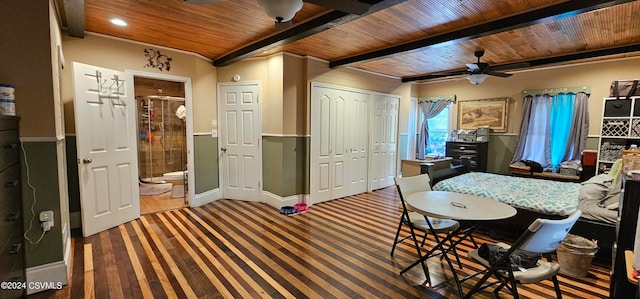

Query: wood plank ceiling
55 0 640 83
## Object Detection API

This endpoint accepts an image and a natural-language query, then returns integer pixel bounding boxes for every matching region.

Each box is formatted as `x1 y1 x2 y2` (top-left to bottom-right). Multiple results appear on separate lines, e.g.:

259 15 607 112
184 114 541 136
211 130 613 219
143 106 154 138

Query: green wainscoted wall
262 136 309 197
21 141 63 268
65 137 80 213
194 135 218 193
487 135 600 174
586 136 600 152
487 135 517 174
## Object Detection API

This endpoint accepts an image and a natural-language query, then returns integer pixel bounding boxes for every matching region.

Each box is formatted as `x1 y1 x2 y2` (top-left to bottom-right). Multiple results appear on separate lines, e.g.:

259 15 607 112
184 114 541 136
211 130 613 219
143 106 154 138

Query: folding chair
464 210 582 299
391 174 465 280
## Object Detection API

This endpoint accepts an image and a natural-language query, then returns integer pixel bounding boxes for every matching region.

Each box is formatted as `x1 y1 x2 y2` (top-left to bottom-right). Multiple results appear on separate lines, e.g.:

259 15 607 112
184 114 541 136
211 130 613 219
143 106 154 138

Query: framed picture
457 98 509 132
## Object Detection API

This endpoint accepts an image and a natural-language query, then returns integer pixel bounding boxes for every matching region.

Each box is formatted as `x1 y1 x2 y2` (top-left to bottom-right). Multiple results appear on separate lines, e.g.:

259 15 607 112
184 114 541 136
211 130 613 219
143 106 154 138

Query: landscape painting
457 98 509 132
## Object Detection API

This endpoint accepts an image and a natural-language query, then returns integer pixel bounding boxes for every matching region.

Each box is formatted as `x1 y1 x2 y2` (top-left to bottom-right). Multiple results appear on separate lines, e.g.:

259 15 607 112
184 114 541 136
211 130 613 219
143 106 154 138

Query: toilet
163 170 187 198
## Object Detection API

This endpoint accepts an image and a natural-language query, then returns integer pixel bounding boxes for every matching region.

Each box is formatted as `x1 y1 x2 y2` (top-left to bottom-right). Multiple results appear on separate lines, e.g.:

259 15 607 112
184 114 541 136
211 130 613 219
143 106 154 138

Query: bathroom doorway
134 76 190 214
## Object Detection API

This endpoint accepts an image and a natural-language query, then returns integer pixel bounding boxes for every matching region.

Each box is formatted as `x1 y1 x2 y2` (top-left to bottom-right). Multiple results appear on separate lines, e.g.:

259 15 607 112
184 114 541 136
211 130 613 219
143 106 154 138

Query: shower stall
137 95 188 198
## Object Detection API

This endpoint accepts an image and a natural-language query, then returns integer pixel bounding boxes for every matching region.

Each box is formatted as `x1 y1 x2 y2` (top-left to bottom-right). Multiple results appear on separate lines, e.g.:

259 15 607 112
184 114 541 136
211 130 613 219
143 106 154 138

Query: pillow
608 159 623 186
579 174 612 201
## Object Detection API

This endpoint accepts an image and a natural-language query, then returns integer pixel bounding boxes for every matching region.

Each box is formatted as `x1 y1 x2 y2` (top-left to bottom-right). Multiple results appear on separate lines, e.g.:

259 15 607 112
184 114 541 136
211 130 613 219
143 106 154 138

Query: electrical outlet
39 211 54 232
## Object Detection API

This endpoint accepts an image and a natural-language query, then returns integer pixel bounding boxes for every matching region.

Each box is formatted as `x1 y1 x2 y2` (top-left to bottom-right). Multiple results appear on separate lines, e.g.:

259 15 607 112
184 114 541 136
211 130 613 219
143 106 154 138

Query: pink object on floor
294 203 309 213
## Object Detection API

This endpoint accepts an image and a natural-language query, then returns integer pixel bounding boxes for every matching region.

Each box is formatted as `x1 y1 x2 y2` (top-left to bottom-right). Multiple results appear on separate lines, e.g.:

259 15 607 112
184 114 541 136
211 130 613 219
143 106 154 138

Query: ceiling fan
430 50 530 84
184 0 371 28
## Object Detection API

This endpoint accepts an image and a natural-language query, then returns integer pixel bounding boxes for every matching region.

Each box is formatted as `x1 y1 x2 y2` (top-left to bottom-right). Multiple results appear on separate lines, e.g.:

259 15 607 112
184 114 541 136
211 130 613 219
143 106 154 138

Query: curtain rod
521 86 590 98
140 95 186 101
418 95 456 103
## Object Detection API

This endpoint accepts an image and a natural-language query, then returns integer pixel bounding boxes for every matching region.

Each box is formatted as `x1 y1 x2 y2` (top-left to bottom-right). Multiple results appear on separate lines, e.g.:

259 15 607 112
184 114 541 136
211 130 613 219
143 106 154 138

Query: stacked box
476 127 490 142
456 130 476 142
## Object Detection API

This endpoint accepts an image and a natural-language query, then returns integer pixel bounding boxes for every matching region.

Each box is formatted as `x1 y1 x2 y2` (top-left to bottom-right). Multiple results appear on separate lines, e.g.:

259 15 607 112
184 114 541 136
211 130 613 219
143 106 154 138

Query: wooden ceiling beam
63 0 85 38
401 43 640 82
330 0 635 69
213 0 407 67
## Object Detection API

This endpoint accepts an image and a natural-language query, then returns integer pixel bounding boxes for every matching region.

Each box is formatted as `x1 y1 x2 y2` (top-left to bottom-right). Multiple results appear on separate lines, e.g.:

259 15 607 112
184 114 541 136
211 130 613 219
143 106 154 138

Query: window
427 105 450 155
417 104 450 157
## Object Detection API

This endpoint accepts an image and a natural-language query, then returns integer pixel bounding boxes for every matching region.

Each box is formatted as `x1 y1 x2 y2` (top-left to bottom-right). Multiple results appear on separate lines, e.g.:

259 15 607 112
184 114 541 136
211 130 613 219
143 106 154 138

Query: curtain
417 99 451 160
511 95 533 163
563 92 590 161
512 95 551 163
512 92 590 171
549 93 575 171
526 95 551 164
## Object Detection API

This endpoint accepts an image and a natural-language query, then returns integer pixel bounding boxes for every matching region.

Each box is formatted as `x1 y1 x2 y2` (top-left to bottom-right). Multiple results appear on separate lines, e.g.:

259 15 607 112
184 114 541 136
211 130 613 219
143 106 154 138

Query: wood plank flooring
29 187 611 298
140 188 188 215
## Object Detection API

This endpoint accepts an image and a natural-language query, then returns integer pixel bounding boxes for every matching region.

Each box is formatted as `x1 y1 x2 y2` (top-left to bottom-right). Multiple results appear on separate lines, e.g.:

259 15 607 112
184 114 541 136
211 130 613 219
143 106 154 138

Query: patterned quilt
432 172 580 216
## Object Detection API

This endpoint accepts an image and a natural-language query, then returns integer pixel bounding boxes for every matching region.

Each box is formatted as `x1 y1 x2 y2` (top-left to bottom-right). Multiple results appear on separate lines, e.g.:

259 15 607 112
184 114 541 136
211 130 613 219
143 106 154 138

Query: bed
433 172 619 223
430 167 622 259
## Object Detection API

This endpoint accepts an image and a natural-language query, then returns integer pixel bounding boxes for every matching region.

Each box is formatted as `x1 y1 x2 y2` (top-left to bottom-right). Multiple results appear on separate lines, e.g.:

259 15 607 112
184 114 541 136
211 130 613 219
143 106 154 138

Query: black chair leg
390 217 405 256
407 222 431 284
551 275 563 299
445 233 463 269
507 269 520 299
469 234 479 248
420 233 429 247
493 281 507 295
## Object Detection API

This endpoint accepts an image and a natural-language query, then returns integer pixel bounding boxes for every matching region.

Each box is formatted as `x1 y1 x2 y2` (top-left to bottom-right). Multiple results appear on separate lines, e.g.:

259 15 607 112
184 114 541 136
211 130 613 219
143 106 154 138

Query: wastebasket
556 234 598 278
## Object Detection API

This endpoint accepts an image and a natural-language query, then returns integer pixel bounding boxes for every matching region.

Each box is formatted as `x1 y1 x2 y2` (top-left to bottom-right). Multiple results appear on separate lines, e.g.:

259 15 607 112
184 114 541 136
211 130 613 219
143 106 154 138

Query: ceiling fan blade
490 62 530 72
402 70 470 82
428 70 470 78
304 0 371 15
183 0 224 4
486 71 512 78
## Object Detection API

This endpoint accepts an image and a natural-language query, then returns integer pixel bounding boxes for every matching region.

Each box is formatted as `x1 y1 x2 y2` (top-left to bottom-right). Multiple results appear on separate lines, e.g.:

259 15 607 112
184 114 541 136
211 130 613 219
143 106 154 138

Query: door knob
83 158 93 164
221 147 227 153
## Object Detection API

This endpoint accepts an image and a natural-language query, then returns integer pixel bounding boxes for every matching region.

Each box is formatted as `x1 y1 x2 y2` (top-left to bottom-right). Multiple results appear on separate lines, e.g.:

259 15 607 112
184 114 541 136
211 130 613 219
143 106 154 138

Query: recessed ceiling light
110 18 128 26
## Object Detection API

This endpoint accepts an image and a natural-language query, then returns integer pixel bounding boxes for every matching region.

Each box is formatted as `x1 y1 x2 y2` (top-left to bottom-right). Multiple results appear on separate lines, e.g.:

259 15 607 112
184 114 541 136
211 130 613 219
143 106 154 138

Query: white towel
175 104 187 120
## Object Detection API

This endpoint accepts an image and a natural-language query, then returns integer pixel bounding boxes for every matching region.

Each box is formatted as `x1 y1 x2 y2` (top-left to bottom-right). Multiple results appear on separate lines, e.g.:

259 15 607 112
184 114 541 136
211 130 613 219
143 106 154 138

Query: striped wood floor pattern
30 187 611 298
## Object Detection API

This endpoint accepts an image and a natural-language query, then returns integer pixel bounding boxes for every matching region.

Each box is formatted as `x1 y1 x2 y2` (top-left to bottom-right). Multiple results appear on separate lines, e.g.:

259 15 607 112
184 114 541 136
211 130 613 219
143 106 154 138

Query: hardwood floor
29 187 611 298
140 190 188 215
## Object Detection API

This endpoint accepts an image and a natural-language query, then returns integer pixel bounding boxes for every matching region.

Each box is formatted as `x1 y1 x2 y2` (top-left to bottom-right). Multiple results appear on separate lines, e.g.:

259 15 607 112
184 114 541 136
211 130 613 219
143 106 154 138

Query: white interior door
72 62 139 237
311 83 369 204
348 93 369 195
384 96 399 186
329 93 348 199
370 99 383 189
370 93 399 190
218 82 262 201
311 86 348 203
311 87 332 203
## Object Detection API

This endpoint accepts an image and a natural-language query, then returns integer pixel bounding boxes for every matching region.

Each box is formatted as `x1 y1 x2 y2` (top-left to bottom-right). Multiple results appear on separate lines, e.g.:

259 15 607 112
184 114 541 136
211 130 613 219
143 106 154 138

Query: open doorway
134 76 189 214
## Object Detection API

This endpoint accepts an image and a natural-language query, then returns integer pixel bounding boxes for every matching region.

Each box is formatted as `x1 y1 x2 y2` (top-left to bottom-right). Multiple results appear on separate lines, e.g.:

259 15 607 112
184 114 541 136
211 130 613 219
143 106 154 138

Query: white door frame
217 81 263 201
126 70 195 206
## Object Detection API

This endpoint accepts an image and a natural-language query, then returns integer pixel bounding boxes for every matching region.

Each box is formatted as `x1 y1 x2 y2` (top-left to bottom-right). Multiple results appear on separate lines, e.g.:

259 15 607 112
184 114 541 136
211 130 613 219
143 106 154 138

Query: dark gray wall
22 141 63 268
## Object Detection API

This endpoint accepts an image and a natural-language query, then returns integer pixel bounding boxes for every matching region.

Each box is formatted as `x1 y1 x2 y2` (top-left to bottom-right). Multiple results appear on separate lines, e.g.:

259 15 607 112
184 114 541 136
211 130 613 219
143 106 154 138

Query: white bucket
0 84 15 116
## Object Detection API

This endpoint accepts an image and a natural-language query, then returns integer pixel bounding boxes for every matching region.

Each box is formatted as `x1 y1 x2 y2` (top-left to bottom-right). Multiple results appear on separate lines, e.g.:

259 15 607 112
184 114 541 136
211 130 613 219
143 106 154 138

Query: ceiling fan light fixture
467 74 489 85
257 0 303 23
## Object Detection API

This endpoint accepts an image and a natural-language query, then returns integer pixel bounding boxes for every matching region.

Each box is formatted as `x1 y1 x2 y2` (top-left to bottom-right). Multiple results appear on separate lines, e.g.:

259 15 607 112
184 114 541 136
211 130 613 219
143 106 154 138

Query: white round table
406 190 517 221
403 190 517 298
